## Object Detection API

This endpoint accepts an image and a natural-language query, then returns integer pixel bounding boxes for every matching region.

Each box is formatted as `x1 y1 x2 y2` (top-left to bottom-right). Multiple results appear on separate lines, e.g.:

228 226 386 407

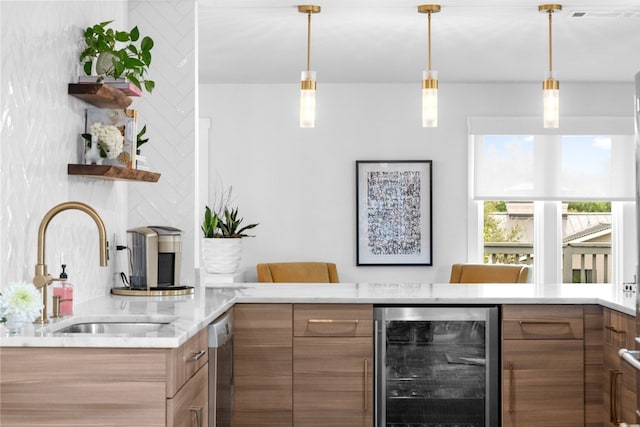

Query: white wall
199 82 634 283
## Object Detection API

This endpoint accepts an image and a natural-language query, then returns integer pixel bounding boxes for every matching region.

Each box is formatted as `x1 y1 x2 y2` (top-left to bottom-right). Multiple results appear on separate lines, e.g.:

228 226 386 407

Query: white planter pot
95 52 116 76
201 238 242 274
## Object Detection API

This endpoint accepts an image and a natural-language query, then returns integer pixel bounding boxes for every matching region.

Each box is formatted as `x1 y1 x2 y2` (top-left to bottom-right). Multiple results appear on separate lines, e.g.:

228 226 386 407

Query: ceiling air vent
569 10 640 18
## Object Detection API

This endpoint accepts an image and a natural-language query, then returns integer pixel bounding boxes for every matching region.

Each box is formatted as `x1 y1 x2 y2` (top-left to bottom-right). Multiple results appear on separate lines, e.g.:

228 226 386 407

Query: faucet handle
33 274 53 289
33 263 53 288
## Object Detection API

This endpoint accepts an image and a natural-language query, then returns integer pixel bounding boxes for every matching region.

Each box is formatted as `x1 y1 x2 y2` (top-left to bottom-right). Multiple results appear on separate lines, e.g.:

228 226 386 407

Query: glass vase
4 314 30 335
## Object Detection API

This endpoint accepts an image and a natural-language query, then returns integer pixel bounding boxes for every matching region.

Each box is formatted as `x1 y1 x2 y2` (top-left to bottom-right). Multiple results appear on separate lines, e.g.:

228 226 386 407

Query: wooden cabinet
232 303 374 427
293 304 373 426
603 307 638 426
0 328 208 427
0 347 166 426
233 303 293 426
502 305 585 427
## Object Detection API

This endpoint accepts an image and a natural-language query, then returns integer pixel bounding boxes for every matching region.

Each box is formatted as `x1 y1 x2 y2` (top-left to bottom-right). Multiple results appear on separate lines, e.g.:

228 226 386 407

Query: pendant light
418 4 441 128
539 4 562 128
298 5 321 128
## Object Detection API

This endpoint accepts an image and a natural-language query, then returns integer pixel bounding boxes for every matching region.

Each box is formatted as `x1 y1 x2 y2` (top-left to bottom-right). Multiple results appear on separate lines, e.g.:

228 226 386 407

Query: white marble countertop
1 282 636 348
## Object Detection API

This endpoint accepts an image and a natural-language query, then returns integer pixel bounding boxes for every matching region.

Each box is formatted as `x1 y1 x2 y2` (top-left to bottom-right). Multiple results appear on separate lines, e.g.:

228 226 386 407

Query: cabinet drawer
235 304 292 346
294 304 372 337
167 327 209 397
503 305 583 340
166 364 208 427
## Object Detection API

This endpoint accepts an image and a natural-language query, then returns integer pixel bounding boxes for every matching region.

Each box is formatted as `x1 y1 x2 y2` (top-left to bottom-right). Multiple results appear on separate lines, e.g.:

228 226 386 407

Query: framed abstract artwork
356 160 433 266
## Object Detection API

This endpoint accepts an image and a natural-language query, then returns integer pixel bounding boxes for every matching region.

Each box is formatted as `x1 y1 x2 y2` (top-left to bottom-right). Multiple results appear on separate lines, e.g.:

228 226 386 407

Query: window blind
469 117 634 201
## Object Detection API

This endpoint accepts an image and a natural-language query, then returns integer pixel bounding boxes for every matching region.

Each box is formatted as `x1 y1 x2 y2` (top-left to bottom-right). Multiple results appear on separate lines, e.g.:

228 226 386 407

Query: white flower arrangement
90 122 124 159
0 281 43 323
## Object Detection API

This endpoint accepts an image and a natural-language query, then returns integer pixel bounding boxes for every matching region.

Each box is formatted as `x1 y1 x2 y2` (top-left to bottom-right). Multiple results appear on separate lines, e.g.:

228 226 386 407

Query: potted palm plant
201 197 258 274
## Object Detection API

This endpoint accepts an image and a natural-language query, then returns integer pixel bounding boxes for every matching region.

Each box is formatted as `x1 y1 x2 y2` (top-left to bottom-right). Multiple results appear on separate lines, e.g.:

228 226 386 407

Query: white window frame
467 118 636 286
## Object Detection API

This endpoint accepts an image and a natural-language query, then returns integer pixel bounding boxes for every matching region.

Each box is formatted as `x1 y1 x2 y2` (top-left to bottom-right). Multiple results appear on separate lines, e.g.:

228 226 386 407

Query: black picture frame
356 160 433 266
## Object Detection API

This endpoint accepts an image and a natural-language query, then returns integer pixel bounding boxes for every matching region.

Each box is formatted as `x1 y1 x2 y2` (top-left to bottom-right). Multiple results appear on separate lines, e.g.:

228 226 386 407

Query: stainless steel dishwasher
208 310 233 427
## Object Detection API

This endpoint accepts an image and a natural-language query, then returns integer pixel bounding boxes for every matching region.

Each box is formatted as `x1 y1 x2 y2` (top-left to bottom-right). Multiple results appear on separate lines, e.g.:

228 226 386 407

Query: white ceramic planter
201 238 242 274
95 52 116 76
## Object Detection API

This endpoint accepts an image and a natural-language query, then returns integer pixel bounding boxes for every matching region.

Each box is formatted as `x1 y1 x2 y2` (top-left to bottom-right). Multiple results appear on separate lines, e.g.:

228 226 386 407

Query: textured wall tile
1 0 198 305
128 0 197 286
0 2 128 303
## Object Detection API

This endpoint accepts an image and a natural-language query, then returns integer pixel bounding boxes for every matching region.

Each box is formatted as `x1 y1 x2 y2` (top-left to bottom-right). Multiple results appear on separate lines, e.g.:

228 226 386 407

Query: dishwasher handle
209 311 233 348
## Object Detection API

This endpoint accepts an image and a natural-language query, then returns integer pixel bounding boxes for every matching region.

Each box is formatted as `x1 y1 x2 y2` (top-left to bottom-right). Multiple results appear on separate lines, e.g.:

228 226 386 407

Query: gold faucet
32 201 108 323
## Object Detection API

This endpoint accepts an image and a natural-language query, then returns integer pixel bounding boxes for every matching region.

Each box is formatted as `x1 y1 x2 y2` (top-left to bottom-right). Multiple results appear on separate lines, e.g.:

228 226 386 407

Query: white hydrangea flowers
90 122 124 159
0 281 43 322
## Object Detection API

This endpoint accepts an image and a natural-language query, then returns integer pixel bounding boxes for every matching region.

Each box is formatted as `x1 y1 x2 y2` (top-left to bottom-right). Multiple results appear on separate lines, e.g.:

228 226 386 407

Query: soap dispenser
53 264 74 316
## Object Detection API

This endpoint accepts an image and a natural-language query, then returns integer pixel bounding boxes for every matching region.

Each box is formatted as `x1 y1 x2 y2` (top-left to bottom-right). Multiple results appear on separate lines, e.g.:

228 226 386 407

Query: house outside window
468 117 635 285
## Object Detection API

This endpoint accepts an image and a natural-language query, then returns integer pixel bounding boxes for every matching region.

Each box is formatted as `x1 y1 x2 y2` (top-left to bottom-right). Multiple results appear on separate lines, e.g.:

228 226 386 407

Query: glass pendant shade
422 70 438 128
543 71 559 128
300 70 316 128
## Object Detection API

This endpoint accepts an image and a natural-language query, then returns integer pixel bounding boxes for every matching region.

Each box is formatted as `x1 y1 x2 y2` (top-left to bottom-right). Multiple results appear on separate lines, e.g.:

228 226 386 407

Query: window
483 200 533 266
469 117 635 284
562 201 611 283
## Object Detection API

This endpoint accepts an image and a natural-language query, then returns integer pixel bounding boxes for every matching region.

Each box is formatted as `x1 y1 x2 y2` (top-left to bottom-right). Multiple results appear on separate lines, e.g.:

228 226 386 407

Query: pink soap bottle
53 264 74 316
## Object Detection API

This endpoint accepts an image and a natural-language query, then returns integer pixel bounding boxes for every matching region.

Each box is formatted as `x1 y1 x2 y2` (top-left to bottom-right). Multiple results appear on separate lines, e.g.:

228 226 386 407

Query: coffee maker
127 225 182 290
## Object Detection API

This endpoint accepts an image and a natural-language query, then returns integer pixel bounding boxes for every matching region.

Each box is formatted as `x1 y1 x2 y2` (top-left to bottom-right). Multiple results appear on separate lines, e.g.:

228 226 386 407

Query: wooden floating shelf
68 164 160 182
68 83 133 109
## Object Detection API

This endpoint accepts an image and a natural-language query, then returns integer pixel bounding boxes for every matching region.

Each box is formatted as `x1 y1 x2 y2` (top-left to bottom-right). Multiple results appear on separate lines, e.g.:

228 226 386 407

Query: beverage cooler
374 306 500 427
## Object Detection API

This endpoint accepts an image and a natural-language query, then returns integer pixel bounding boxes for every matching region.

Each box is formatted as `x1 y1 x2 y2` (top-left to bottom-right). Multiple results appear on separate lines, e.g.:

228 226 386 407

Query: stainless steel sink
53 316 175 335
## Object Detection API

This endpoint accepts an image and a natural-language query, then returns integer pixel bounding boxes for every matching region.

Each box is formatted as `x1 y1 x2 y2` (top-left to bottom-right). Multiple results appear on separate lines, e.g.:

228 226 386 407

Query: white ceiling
198 0 640 84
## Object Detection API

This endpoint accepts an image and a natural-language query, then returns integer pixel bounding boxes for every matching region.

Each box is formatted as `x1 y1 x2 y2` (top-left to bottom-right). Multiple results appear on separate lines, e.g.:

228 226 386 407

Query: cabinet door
167 364 208 427
603 308 638 426
502 305 586 426
584 305 604 427
0 347 166 426
503 340 584 427
233 304 293 426
293 336 373 427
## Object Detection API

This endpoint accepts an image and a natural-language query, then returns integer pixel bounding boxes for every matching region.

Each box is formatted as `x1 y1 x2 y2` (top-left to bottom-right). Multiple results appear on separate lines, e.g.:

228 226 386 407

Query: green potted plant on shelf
80 20 155 93
201 188 258 274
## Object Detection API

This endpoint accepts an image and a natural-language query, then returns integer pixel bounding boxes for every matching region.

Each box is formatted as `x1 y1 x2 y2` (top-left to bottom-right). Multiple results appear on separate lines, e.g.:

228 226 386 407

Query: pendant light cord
548 10 553 73
306 12 312 71
427 11 432 71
